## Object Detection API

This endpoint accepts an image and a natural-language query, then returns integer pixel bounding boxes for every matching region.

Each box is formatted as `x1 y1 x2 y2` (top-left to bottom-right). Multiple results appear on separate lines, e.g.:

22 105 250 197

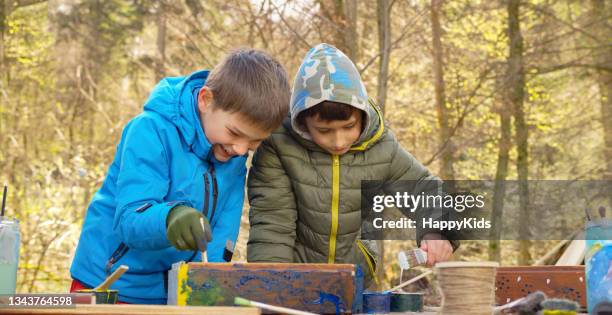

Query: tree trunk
0 0 6 80
589 0 612 210
155 0 166 82
489 84 512 261
376 0 391 114
343 0 358 61
318 0 358 60
507 0 531 265
430 0 454 181
0 0 6 145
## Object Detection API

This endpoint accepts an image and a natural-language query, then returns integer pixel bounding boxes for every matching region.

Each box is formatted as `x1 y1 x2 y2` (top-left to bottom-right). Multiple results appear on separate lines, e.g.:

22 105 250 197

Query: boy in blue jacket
70 49 290 304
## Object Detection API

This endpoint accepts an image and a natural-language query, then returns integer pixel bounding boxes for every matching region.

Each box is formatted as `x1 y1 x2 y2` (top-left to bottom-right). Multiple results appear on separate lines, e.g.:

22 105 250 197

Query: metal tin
390 292 423 312
363 291 391 314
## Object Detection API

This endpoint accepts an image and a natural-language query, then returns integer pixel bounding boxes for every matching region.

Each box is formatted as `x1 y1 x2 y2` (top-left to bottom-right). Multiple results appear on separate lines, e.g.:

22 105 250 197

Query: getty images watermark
360 180 611 240
370 191 490 231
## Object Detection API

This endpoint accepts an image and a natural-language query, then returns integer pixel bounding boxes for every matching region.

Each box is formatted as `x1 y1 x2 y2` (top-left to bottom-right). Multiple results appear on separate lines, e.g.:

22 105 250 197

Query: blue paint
185 265 355 314
312 291 342 315
352 265 364 313
363 291 391 314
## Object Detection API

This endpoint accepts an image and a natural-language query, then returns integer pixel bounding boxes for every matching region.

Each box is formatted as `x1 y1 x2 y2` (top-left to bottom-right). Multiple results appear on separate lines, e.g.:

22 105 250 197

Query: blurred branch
269 1 311 48
14 0 46 8
534 61 612 74
423 64 496 166
360 6 428 74
525 2 605 42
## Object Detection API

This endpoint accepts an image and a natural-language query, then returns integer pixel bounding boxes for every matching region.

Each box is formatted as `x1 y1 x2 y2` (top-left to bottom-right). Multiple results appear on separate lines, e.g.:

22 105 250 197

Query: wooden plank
0 305 260 315
168 262 362 314
533 239 571 266
495 266 586 308
555 237 585 266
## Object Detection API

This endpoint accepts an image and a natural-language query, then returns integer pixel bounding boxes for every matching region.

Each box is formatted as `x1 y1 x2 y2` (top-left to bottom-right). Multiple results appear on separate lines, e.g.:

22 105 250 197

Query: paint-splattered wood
168 262 362 314
0 305 259 315
495 266 586 307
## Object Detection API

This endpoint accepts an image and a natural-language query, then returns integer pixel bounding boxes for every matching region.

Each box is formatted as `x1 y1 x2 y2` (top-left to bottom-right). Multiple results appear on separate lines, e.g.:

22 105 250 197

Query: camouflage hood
290 43 382 145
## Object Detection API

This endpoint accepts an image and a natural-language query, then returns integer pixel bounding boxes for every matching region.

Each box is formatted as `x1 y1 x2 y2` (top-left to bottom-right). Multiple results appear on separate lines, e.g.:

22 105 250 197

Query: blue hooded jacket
70 70 246 304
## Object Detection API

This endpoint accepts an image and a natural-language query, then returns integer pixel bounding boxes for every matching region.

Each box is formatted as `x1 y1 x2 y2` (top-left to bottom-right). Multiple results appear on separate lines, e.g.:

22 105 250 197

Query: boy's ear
198 86 214 112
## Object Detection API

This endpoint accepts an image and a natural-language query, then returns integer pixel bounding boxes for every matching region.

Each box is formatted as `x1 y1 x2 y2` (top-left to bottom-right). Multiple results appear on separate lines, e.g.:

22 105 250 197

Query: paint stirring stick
199 217 207 263
235 297 318 315
1 185 7 217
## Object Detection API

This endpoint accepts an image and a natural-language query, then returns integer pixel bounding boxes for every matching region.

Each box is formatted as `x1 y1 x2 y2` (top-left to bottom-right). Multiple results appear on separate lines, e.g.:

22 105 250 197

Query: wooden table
0 304 260 315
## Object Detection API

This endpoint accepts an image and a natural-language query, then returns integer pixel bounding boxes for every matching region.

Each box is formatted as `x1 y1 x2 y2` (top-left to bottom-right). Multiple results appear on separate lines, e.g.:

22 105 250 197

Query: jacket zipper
357 240 380 285
328 155 340 264
203 173 210 218
209 165 218 226
197 165 218 262
105 242 129 276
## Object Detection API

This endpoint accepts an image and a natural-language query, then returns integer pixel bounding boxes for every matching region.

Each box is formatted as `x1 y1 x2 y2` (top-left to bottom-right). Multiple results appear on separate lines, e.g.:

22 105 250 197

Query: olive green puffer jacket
247 101 444 286
247 44 456 287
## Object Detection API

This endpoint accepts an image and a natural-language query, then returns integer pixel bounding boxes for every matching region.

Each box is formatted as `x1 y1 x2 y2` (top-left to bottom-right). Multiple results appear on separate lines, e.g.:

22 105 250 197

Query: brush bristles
540 299 579 311
406 249 427 267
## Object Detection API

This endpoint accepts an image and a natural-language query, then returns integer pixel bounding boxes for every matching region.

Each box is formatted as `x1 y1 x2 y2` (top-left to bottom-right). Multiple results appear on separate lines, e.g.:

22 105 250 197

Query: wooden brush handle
386 270 433 292
95 265 128 291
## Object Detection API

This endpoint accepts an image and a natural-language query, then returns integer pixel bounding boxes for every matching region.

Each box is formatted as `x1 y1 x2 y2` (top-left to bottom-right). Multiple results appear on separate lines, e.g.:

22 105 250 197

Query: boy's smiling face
198 87 270 162
304 109 362 155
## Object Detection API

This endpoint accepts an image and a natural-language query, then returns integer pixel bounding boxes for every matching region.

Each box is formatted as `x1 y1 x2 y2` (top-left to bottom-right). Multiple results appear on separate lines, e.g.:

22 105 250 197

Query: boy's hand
420 233 453 266
166 205 212 251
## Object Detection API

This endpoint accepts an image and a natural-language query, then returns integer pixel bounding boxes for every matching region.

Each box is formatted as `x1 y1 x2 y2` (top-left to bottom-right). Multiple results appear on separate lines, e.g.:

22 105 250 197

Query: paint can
390 292 423 312
362 291 390 314
74 289 118 304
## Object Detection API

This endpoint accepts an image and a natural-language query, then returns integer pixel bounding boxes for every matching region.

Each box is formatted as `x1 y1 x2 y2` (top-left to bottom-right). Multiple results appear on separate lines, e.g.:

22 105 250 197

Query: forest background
0 0 610 293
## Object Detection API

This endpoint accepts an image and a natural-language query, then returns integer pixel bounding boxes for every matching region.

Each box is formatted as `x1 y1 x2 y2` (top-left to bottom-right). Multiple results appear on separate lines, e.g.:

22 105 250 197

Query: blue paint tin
362 291 391 314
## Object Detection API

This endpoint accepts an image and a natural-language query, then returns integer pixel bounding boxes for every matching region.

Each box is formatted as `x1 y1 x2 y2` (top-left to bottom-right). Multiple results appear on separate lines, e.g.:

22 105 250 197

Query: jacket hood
289 43 384 150
143 70 212 160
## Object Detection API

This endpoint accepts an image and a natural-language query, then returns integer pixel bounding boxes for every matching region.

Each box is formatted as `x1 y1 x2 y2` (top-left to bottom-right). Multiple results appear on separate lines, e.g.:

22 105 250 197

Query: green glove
166 205 212 251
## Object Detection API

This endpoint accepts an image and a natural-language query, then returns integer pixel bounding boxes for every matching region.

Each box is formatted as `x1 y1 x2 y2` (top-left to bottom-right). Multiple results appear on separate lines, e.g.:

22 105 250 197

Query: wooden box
168 262 363 314
495 266 586 307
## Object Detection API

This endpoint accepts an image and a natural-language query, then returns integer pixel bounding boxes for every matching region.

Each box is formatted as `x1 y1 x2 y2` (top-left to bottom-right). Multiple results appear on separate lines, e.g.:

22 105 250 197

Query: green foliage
0 0 608 293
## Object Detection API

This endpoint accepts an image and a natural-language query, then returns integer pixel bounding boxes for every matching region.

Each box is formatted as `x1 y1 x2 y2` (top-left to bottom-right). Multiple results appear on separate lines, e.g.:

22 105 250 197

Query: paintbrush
94 265 128 291
199 217 208 263
384 270 433 293
585 208 593 221
493 291 546 315
235 297 318 315
599 206 606 219
539 298 579 315
398 249 428 270
1 185 7 217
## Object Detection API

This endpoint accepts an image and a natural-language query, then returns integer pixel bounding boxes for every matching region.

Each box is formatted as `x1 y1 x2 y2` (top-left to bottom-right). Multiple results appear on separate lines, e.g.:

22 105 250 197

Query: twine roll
435 261 499 315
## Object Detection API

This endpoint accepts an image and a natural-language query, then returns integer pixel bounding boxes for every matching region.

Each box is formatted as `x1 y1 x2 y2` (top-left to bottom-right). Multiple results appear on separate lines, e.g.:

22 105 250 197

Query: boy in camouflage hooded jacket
247 43 458 287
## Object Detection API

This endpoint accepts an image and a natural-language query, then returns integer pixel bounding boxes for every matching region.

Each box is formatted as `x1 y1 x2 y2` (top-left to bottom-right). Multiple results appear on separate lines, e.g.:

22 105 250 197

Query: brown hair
205 48 290 131
296 101 363 127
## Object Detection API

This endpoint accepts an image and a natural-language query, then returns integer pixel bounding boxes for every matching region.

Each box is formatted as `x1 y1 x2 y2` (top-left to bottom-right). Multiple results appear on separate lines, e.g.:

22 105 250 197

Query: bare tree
155 0 166 81
430 0 454 180
489 76 512 261
507 0 531 264
376 0 391 114
589 0 612 210
318 0 358 60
